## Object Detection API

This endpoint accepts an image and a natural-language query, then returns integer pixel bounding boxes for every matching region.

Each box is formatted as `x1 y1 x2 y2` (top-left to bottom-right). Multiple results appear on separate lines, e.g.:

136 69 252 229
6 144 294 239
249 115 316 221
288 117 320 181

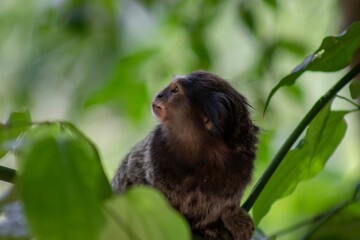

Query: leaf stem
0 165 16 183
242 62 360 211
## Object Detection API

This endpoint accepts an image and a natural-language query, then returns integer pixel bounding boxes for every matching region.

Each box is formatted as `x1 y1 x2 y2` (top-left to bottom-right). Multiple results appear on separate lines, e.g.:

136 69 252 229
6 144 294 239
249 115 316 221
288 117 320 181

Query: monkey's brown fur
112 71 258 240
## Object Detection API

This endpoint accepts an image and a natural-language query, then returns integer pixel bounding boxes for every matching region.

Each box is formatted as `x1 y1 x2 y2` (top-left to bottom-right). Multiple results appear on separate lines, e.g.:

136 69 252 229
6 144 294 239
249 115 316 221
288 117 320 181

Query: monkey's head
152 70 258 151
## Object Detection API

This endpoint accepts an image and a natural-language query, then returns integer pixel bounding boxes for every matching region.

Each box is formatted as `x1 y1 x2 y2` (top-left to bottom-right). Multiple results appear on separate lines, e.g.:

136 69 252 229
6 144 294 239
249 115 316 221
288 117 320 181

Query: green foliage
264 22 360 113
17 123 111 240
0 118 190 240
0 112 31 158
84 49 155 120
252 105 348 224
102 187 191 240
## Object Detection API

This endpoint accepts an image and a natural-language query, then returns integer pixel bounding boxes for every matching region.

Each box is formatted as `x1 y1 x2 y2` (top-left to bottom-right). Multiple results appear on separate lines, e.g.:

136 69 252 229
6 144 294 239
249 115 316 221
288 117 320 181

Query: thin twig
336 94 360 108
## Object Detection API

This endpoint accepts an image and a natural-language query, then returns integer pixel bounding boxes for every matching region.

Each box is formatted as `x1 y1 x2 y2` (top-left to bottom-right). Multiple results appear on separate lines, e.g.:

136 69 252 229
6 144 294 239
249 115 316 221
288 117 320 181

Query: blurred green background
0 0 359 238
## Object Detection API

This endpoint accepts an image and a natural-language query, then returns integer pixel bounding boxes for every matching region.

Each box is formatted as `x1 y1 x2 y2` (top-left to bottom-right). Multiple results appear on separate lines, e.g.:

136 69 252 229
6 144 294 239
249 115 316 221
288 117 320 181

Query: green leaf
253 105 348 224
238 2 257 34
350 79 360 99
102 186 191 240
17 123 111 240
0 111 31 158
264 21 360 113
6 111 31 127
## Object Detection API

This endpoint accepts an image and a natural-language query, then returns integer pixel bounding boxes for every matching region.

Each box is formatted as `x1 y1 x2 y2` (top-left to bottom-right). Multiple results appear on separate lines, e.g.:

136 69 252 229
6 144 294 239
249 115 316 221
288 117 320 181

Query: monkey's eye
171 86 179 94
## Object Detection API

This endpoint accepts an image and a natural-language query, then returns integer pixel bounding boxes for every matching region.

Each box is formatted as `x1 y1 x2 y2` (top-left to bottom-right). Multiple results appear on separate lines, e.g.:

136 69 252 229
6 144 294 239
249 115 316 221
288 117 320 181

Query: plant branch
0 165 16 183
242 62 360 211
270 198 353 238
301 199 352 240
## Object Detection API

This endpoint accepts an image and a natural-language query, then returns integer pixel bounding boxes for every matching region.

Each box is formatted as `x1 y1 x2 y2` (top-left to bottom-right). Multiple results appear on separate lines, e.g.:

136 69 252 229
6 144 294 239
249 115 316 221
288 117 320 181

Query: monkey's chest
155 175 241 227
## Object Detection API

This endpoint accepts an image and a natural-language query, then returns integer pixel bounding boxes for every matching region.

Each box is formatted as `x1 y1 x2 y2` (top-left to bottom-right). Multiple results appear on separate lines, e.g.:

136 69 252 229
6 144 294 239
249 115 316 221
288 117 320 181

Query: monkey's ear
202 92 232 137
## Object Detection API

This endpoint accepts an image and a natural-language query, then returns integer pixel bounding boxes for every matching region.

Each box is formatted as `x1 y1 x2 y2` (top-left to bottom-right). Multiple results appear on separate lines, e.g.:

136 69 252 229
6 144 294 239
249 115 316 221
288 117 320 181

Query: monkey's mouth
152 102 163 119
152 102 162 110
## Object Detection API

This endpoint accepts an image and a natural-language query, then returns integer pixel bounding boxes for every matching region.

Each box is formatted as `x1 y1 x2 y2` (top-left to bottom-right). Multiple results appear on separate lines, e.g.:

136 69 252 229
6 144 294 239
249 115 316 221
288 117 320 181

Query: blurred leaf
350 79 360 99
62 3 89 34
254 39 306 79
354 183 360 201
307 205 360 240
253 104 348 224
256 131 275 164
17 123 111 240
84 49 155 120
190 33 212 69
278 39 307 57
264 21 360 113
5 111 32 141
101 0 116 11
102 186 191 240
0 111 31 158
6 112 31 127
238 2 257 34
263 0 277 9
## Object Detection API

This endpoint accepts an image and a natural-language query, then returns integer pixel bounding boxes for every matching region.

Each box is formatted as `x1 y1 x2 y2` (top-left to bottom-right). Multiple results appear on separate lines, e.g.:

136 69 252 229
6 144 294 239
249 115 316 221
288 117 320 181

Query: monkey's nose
156 93 163 99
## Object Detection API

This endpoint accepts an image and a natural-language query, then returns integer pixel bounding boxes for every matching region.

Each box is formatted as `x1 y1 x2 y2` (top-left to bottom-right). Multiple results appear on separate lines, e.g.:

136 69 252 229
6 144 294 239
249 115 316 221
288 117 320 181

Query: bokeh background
0 0 359 238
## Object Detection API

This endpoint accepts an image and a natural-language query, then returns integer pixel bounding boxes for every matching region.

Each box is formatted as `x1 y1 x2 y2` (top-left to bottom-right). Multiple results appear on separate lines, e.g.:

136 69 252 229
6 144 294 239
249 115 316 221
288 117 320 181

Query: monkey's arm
221 206 254 240
111 135 152 193
111 155 132 193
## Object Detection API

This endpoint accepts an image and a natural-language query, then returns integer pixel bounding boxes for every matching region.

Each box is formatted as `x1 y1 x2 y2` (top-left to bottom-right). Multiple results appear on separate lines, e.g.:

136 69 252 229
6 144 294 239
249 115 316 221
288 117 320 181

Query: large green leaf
264 21 360 113
17 123 111 240
253 105 348 224
0 111 31 159
102 186 191 240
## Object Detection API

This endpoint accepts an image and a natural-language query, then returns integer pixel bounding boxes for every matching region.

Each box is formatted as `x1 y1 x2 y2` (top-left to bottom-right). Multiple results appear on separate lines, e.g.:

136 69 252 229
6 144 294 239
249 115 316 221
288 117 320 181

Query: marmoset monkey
112 71 258 240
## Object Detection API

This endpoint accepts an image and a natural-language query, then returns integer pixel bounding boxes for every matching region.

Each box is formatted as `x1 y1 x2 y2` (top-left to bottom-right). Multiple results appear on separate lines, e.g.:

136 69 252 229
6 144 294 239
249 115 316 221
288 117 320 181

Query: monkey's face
152 72 229 137
152 71 257 148
152 76 191 124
